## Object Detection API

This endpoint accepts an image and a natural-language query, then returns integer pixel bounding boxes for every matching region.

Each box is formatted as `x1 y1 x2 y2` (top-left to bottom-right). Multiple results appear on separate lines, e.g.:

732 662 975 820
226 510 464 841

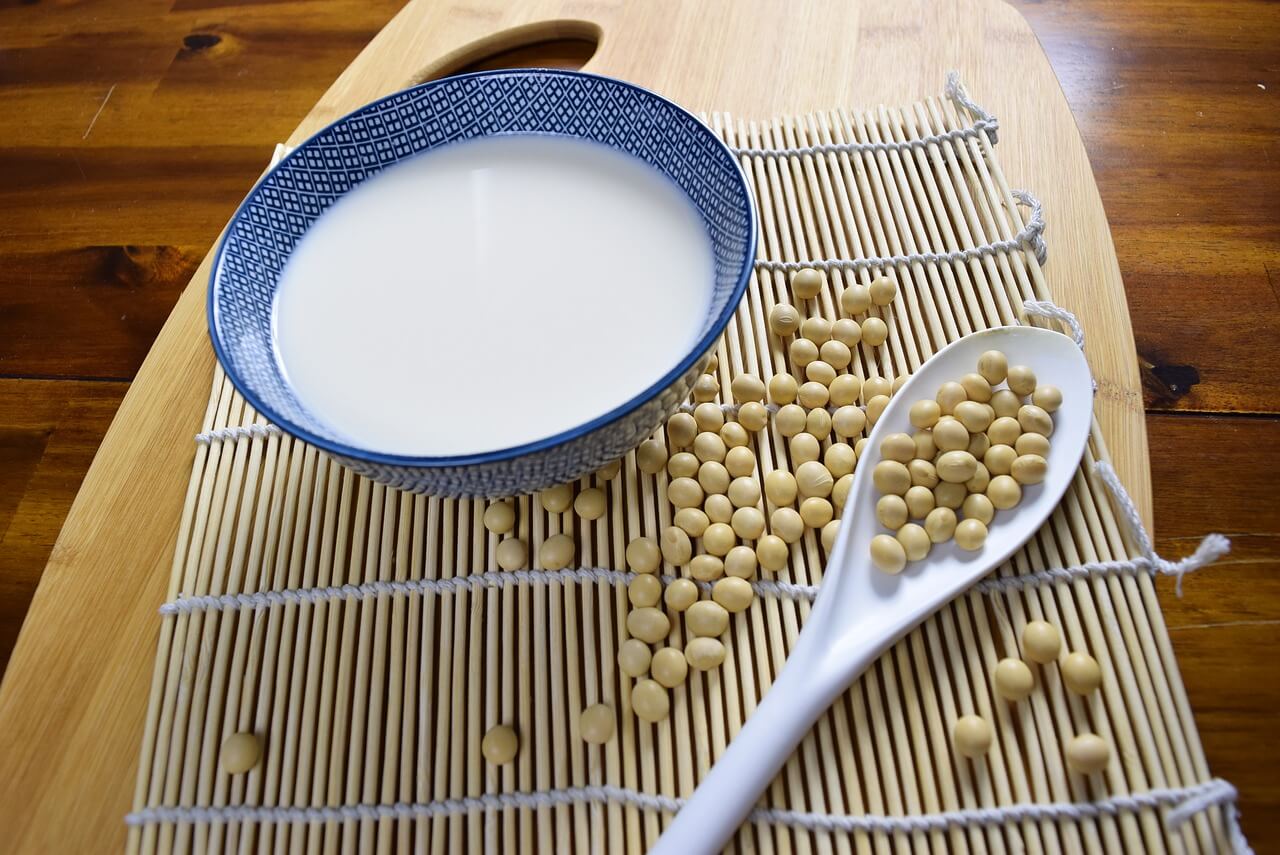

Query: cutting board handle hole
411 20 600 86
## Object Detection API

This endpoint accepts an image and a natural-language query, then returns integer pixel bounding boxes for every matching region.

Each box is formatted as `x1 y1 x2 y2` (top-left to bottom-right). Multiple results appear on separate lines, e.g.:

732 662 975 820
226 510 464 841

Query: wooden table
0 0 1275 849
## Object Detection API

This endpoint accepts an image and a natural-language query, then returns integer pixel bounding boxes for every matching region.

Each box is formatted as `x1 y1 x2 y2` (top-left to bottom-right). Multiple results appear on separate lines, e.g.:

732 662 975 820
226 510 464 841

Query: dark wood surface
1 0 1276 847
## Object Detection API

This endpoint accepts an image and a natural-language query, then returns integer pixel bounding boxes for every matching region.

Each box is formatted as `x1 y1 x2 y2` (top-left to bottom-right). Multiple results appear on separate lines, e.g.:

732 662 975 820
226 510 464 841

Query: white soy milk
273 134 716 457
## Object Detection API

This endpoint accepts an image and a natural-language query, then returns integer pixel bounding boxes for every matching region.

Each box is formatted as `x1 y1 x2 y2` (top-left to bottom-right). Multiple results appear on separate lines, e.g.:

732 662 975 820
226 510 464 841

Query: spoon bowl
652 325 1094 853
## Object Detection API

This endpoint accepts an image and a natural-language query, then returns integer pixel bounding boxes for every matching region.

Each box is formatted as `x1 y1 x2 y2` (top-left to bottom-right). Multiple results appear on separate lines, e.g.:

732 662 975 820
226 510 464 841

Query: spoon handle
649 627 878 855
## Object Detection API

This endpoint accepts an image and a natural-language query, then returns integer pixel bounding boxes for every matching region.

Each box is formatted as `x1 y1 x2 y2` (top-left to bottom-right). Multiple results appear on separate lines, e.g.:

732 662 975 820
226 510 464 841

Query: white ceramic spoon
650 325 1093 854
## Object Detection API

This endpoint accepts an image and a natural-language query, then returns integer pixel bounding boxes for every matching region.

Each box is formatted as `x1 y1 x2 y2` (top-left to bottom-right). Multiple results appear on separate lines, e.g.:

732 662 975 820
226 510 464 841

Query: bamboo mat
125 83 1243 854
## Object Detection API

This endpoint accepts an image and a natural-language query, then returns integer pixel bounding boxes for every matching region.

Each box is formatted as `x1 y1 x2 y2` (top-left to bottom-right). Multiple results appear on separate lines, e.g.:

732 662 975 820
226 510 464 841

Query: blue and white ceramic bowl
210 69 757 497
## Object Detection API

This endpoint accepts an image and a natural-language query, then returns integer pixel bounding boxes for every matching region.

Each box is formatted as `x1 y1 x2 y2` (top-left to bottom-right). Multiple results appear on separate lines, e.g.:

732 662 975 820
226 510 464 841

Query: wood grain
1146 413 1280 842
0 0 1274 850
1018 0 1280 417
0 380 128 672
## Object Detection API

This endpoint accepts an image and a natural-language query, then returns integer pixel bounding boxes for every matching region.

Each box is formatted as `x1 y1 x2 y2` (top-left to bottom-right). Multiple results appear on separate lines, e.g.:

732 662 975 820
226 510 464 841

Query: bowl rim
209 67 758 468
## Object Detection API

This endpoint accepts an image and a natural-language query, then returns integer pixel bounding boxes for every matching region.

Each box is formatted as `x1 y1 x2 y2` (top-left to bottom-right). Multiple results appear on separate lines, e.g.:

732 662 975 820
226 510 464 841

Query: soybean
713 576 754 612
1065 734 1110 774
828 374 861 406
580 704 615 744
668 412 698 447
651 647 689 688
724 545 758 579
769 372 799 405
896 523 931 561
799 497 834 528
689 554 724 582
1022 620 1061 663
861 316 889 346
870 534 907 574
869 275 898 305
481 725 519 765
1011 453 1047 485
925 507 958 543
540 534 575 570
841 283 872 315
731 506 766 540
703 523 736 556
626 607 671 644
693 431 727 463
800 316 832 344
628 574 662 608
698 461 731 495
663 578 699 612
790 337 819 368
770 508 805 544
873 460 912 495
540 483 574 513
769 303 801 336
798 381 830 409
1033 384 1063 413
824 442 856 477
731 373 766 404
756 534 790 571
660 526 692 566
738 401 769 432
626 537 661 573
483 501 516 535
1017 404 1054 437
977 350 1008 385
987 474 1022 510
994 658 1035 701
953 716 993 758
719 421 749 449
685 637 727 670
764 470 798 506
221 733 262 775
693 401 725 433
832 405 866 438
725 445 757 477
1062 652 1103 695
831 318 862 347
632 679 670 723
789 433 821 466
686 600 730 637
667 451 699 479
636 440 668 474
1006 364 1037 397
617 639 652 677
775 403 807 436
954 518 988 550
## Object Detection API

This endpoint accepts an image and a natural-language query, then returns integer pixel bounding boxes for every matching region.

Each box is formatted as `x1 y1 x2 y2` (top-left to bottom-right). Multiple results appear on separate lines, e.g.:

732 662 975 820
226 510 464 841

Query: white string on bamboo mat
158 459 1229 624
754 188 1045 272
123 777 1251 855
945 70 1000 144
158 568 815 616
730 73 998 159
194 423 283 445
1023 299 1084 349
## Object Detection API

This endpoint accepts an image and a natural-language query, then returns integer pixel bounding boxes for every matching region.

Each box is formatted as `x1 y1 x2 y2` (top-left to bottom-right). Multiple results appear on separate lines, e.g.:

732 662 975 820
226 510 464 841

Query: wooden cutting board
0 0 1149 851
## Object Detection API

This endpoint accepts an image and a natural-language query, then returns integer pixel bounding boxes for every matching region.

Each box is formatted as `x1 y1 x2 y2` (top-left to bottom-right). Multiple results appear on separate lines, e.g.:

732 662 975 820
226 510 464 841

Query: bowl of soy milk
210 69 756 496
